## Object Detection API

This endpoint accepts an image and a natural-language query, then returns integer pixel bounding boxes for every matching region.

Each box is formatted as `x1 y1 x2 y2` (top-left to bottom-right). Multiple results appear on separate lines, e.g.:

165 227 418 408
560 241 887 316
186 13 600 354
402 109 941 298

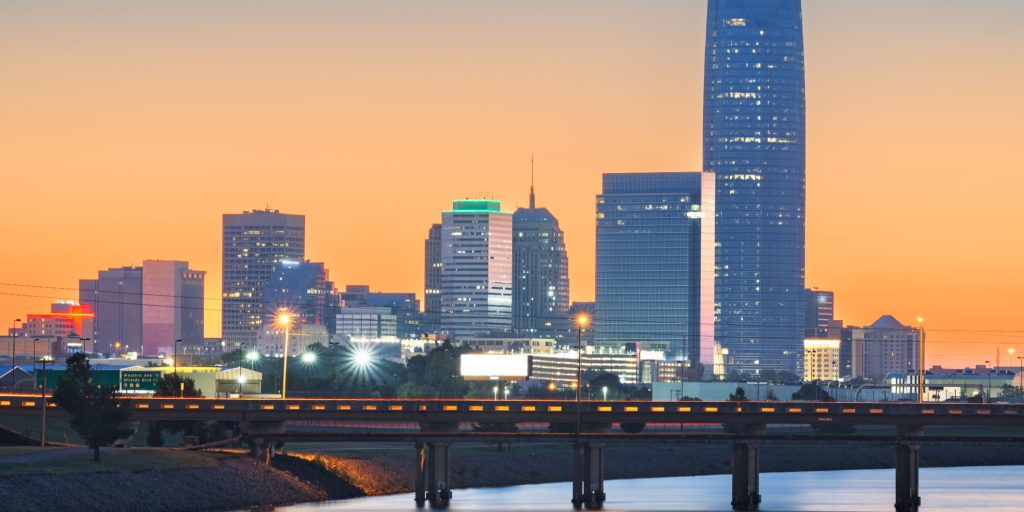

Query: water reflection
277 466 1024 512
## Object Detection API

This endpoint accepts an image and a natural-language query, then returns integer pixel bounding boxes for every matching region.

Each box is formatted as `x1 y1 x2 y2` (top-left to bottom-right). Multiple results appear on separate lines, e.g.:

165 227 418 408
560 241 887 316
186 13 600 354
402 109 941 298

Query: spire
529 154 536 209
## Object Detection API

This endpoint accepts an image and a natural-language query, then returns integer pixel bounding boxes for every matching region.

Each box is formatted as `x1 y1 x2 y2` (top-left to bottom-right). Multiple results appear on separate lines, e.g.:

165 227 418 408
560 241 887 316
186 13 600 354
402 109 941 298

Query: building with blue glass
595 172 715 366
261 260 339 335
704 0 806 375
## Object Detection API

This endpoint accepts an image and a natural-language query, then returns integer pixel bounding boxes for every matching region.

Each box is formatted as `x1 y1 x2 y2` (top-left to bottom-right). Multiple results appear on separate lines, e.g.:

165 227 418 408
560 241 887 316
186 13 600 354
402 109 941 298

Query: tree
52 354 134 462
791 382 834 402
729 386 749 401
155 373 201 397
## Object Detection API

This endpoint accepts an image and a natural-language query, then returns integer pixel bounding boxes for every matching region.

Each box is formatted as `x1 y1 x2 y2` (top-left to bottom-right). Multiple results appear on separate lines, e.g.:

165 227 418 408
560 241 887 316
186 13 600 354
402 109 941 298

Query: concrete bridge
4 394 1024 511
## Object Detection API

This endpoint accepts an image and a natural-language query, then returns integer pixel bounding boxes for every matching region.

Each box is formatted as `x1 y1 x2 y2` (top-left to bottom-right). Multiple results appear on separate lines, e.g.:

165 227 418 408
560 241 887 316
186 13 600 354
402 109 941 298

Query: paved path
0 447 86 464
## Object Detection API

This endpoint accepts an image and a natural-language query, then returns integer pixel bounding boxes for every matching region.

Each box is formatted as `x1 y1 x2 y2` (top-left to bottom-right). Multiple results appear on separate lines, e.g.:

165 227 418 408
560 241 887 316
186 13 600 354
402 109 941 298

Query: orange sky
2 1 1023 367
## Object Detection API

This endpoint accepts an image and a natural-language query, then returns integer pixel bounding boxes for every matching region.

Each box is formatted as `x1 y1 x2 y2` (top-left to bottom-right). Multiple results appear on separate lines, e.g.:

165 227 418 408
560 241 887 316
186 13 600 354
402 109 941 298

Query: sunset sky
2 1 1023 367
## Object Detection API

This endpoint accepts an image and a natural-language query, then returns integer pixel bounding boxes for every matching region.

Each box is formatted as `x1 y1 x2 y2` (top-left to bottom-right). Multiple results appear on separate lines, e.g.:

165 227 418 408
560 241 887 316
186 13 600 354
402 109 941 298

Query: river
274 465 1024 511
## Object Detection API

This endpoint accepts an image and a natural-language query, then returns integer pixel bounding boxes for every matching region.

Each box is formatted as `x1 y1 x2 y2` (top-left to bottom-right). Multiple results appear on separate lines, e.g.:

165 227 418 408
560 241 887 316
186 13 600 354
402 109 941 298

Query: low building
255 324 330 357
652 381 804 401
888 368 1015 402
459 337 556 355
803 339 841 382
529 352 639 385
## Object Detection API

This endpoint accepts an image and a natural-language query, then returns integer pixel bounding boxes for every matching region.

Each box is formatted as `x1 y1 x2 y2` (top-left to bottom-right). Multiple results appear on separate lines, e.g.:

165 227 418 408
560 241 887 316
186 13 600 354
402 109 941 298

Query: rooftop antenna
529 154 536 209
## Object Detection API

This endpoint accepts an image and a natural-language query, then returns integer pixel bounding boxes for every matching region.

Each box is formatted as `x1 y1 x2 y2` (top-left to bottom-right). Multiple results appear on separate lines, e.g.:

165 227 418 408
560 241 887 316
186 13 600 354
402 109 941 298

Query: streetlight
276 309 293 399
916 317 925 403
37 354 54 447
1018 356 1024 397
985 361 992 403
245 350 260 370
301 352 317 364
575 314 589 437
602 385 608 401
10 318 21 367
493 385 499 400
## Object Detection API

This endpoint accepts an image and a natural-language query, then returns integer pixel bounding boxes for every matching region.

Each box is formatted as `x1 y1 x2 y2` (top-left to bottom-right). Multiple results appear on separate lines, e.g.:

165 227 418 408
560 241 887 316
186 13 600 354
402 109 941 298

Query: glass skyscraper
512 185 570 340
704 0 806 375
595 172 715 364
440 200 513 338
262 260 339 335
222 209 305 348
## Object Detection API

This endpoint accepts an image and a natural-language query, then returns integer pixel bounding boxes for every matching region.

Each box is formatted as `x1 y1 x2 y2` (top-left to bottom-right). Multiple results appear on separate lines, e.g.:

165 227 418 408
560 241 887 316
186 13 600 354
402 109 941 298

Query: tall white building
440 200 513 338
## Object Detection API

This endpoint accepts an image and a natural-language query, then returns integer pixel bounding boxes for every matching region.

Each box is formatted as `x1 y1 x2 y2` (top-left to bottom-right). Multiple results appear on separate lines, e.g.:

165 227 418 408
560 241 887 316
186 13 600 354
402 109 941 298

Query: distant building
141 260 205 356
851 315 922 380
595 172 715 367
440 200 513 338
222 209 305 349
529 352 640 386
805 289 840 338
424 223 443 334
458 337 556 355
23 301 94 339
255 323 330 357
336 307 398 339
705 0 808 375
80 266 144 355
512 181 570 340
262 260 339 335
342 285 423 338
803 339 841 382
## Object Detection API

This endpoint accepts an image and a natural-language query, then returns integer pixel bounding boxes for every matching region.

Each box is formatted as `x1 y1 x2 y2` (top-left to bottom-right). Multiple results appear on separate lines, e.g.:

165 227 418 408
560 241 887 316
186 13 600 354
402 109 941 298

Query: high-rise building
342 285 422 339
262 260 339 335
595 172 715 366
141 260 205 356
805 289 838 338
440 200 513 338
222 209 305 348
850 315 922 380
424 223 443 333
79 266 144 355
512 180 569 340
704 0 807 375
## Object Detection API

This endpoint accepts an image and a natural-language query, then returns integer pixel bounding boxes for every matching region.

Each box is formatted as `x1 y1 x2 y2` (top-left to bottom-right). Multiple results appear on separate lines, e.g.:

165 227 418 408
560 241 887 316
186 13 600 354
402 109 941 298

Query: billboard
460 354 529 380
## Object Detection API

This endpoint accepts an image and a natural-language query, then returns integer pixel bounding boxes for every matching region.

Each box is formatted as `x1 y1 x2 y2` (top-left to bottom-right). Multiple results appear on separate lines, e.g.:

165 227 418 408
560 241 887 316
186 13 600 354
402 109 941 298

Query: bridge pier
571 442 606 509
426 441 452 508
731 441 761 511
414 441 427 508
895 426 923 512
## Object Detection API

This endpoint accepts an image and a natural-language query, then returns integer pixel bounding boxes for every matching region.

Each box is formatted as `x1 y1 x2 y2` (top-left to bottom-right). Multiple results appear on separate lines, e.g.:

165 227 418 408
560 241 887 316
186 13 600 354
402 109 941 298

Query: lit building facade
222 209 305 348
528 352 639 386
141 260 205 356
512 185 570 340
335 307 398 339
424 223 443 334
704 0 807 375
440 200 513 338
805 289 836 338
23 302 94 339
342 285 423 338
80 266 143 355
802 338 840 382
851 315 922 380
595 172 715 367
262 260 339 336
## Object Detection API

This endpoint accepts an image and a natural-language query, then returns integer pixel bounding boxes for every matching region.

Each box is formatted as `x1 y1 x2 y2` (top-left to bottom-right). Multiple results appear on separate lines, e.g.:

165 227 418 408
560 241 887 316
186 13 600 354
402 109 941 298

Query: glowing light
238 375 247 384
300 352 316 364
353 348 372 368
245 351 260 362
576 314 589 327
276 309 293 327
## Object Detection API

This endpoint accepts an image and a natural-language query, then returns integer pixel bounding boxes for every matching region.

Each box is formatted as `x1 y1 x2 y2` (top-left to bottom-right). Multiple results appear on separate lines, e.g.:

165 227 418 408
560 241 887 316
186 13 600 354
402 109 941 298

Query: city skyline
3 1 1024 367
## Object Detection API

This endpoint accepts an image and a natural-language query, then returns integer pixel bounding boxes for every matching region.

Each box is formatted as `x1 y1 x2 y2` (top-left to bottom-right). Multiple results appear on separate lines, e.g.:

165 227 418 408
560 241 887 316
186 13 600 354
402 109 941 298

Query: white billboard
460 354 529 380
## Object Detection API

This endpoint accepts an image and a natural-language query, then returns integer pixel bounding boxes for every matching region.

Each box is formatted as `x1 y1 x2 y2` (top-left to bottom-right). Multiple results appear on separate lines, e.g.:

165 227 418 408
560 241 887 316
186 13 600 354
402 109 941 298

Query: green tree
52 354 134 461
729 386 749 401
791 382 834 402
155 373 201 397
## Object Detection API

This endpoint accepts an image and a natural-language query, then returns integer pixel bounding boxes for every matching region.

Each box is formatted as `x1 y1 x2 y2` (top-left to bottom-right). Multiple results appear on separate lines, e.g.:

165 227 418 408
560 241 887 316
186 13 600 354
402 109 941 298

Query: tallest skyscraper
704 0 806 375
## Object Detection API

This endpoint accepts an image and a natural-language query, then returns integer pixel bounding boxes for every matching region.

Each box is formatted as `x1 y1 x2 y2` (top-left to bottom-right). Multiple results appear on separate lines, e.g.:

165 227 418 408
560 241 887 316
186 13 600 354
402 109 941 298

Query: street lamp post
575 314 589 436
10 318 22 367
1017 356 1023 397
986 361 992 403
38 355 53 447
916 317 925 403
277 310 293 399
602 385 608 401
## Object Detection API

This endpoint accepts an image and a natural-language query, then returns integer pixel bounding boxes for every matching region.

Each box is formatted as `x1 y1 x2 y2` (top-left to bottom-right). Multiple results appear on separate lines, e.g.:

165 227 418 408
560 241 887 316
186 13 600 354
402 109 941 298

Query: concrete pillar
895 444 921 512
731 442 761 511
414 441 427 508
571 442 585 510
582 442 606 509
426 441 452 508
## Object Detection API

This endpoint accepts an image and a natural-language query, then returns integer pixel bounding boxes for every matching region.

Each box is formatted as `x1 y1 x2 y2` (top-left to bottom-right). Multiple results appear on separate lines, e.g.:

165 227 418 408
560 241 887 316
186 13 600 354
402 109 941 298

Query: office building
141 260 205 356
595 172 715 367
805 289 837 338
851 315 922 380
336 307 398 339
262 260 339 335
424 223 443 333
529 352 639 386
704 0 807 374
79 266 143 355
512 181 570 340
803 338 841 382
222 209 305 348
23 301 94 339
341 285 423 338
439 200 513 338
